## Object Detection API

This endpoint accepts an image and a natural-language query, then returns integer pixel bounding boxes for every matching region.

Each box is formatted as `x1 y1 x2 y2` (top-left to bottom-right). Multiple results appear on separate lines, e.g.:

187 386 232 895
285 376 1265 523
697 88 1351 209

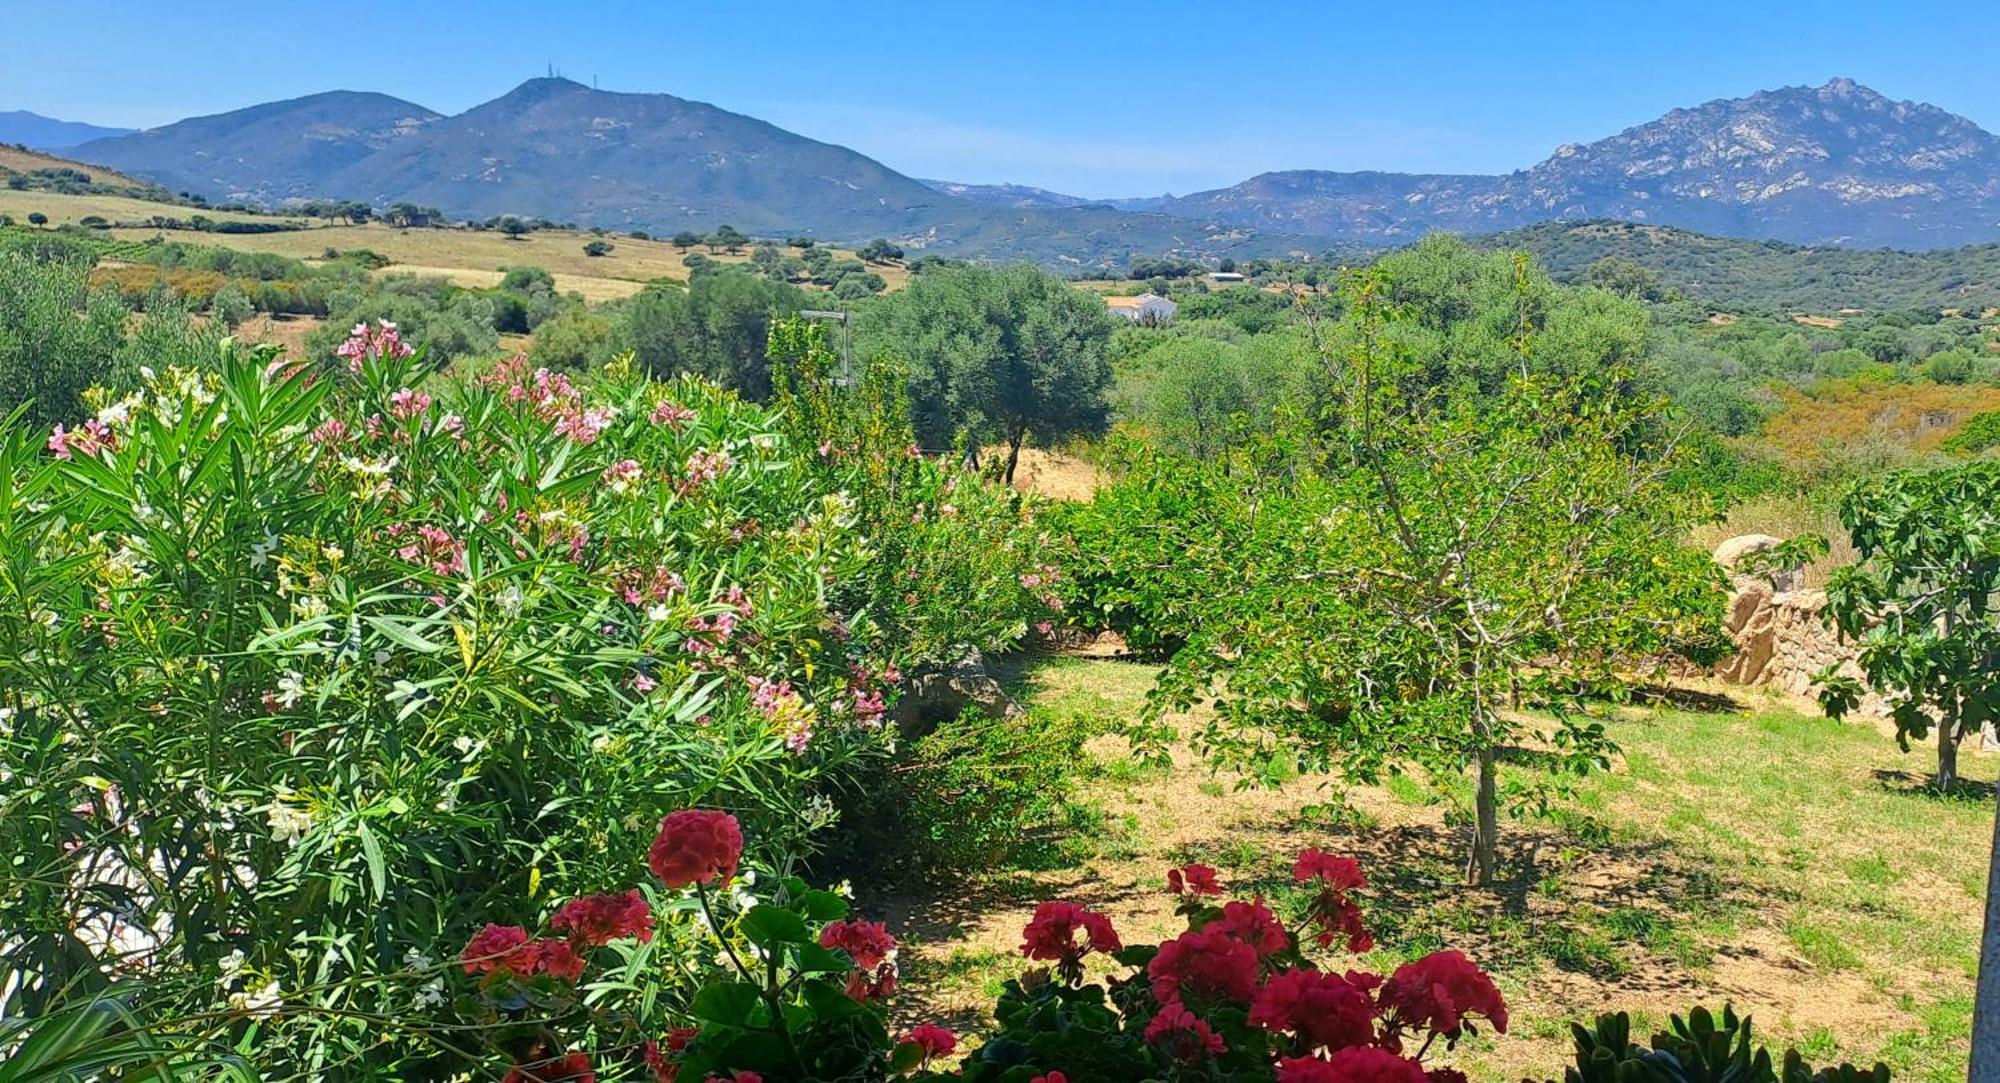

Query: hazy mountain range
1151 78 2000 250
26 76 2000 262
0 109 133 149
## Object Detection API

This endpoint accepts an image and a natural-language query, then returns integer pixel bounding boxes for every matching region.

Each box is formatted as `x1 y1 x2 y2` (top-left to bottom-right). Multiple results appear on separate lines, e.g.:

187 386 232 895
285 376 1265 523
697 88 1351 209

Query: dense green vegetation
0 196 1992 1080
1479 220 2000 314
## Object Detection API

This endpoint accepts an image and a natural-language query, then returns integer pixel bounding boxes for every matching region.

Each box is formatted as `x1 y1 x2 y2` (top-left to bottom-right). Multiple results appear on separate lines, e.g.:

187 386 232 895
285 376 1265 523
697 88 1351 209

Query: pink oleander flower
388 387 432 419
601 459 644 491
48 419 114 461
311 418 351 446
682 448 734 490
650 400 696 427
336 320 414 372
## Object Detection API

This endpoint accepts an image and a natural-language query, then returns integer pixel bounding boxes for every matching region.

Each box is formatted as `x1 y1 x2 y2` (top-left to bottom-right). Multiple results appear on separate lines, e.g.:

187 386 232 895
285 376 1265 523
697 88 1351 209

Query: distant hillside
0 145 151 190
72 78 1312 269
77 91 443 202
1481 220 2000 313
0 110 134 149
1160 79 2000 251
919 179 1176 213
921 179 1097 210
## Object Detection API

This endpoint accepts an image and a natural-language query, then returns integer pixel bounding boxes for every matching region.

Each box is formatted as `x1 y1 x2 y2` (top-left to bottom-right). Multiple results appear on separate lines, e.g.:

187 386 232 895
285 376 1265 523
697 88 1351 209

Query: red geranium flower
461 923 536 976
899 1023 957 1065
1167 863 1223 897
1278 1048 1427 1083
503 1051 595 1083
643 1043 675 1083
1378 950 1508 1040
535 939 586 982
649 810 744 889
1426 1070 1471 1083
1148 925 1261 1007
1217 899 1290 957
1029 1074 1068 1083
1293 849 1372 952
1250 967 1380 1052
843 960 898 1002
1020 901 1122 983
819 918 897 970
1144 1004 1228 1061
551 889 655 947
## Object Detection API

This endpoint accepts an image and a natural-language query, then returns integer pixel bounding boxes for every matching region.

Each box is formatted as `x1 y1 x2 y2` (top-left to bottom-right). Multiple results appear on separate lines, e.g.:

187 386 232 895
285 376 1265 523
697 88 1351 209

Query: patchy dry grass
876 656 1990 1083
0 145 151 189
1 189 909 299
0 187 278 226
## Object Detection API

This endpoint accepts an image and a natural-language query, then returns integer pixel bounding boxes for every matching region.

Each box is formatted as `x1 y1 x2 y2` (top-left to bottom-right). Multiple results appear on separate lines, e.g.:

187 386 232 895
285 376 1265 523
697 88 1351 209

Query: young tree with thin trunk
1816 462 2000 793
1147 263 1726 885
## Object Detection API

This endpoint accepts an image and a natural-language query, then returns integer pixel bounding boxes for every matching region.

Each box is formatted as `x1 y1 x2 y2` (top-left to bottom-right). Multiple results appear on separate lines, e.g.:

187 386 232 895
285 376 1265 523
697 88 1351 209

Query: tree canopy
852 263 1114 480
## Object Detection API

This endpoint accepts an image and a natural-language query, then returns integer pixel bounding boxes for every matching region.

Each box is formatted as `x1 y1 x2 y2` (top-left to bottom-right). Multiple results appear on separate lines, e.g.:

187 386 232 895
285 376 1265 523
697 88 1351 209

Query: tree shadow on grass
1869 767 1996 804
1625 684 1746 714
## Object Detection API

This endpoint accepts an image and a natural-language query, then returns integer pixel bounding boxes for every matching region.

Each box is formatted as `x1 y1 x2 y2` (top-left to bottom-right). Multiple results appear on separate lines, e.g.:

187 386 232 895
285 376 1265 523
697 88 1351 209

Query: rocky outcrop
1706 535 1881 714
891 649 1023 739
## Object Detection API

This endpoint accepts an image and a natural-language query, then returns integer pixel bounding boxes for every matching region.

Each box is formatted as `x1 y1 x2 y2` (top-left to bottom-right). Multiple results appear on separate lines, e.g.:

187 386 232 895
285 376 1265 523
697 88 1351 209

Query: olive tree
1816 462 2000 791
852 263 1112 482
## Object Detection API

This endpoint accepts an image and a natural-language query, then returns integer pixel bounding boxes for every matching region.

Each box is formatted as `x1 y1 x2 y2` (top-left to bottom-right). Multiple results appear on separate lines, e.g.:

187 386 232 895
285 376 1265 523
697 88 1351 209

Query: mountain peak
509 76 591 93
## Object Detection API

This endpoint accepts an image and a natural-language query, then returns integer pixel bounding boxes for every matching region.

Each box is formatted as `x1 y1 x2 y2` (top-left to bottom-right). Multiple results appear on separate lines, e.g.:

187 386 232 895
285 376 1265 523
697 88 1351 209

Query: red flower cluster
1294 849 1373 952
820 918 896 971
843 960 898 1002
649 810 744 889
1147 925 1262 1007
900 1023 957 1064
1378 950 1509 1042
1019 901 1122 983
1278 1046 1428 1083
551 890 655 948
1124 852 1501 1081
644 1028 698 1083
460 923 584 981
1250 967 1380 1052
1218 899 1290 957
502 1050 595 1083
1144 1004 1229 1061
1167 862 1223 897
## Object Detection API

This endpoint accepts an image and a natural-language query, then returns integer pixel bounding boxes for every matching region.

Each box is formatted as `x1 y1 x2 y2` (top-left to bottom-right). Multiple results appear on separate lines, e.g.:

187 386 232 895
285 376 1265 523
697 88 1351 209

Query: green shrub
858 705 1104 871
1942 408 2000 455
0 251 132 425
0 335 913 1072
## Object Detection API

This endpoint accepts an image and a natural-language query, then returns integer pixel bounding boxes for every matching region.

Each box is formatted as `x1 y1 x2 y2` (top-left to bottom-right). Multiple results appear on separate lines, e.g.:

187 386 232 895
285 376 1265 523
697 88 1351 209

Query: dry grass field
0 186 281 227
885 657 1990 1083
0 144 151 189
1 188 910 299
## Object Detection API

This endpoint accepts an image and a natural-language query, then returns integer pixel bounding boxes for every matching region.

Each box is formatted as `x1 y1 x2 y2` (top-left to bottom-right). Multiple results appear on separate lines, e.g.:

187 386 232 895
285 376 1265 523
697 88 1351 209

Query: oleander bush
0 321 1048 1076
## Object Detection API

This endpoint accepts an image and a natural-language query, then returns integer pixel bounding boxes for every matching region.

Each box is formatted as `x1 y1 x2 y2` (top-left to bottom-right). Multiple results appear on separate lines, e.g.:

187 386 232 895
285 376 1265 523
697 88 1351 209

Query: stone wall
1706 535 1883 715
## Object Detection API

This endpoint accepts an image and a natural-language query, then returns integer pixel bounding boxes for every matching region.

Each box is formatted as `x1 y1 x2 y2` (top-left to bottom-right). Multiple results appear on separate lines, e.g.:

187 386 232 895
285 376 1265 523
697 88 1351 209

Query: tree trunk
1002 428 1026 486
1941 707 1962 793
1973 777 2000 1082
1468 744 1498 886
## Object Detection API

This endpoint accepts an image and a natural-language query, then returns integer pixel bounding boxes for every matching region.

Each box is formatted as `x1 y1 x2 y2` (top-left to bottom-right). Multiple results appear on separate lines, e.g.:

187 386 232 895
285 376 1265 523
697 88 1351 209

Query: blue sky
6 0 2000 198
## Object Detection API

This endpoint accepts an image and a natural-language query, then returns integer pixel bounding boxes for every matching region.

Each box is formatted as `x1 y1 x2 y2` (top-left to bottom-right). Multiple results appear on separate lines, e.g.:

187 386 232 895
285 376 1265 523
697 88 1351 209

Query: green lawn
885 657 1991 1083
